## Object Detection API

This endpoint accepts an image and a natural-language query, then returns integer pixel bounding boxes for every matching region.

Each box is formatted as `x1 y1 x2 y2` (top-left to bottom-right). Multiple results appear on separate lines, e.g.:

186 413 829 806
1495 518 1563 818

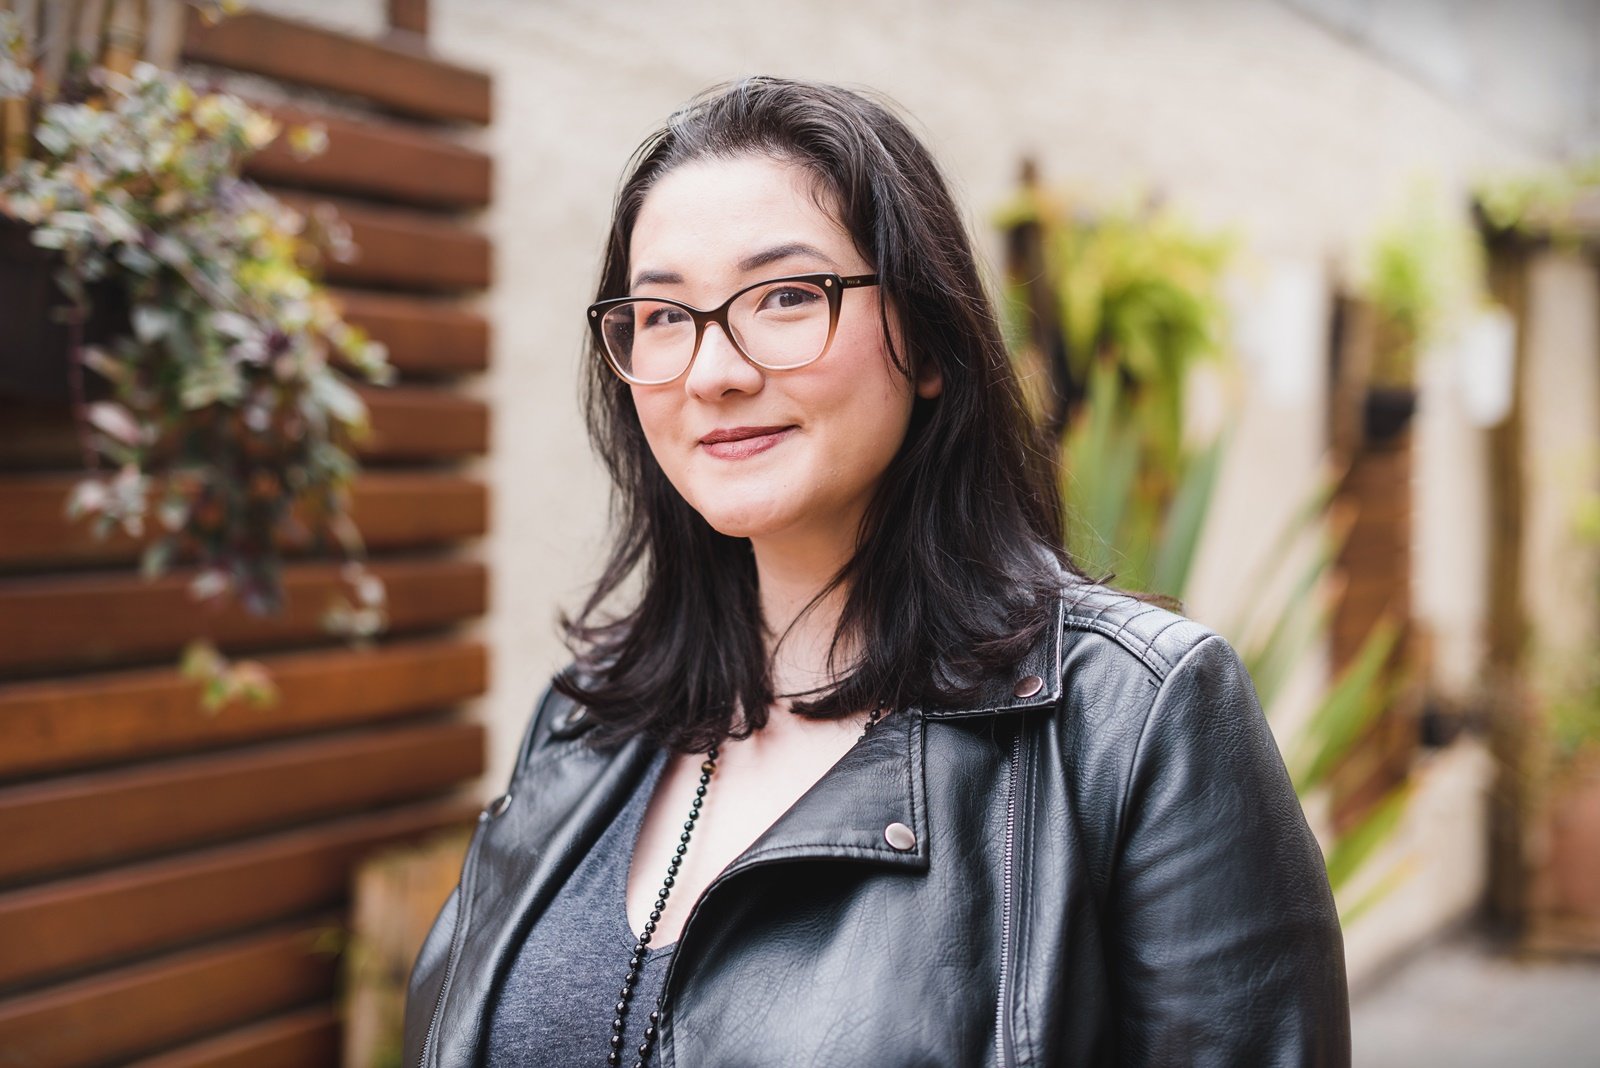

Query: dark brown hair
558 76 1082 752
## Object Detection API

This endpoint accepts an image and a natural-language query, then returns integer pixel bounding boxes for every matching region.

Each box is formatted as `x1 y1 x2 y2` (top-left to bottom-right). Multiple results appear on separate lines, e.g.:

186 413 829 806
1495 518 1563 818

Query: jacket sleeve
1106 633 1350 1067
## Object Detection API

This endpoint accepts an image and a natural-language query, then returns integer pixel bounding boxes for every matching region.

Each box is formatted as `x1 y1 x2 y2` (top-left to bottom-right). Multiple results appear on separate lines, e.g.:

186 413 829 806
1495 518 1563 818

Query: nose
684 321 763 400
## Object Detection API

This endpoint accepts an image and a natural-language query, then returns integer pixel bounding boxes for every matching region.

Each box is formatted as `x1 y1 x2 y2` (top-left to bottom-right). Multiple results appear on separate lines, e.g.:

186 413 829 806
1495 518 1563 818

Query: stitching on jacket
1113 605 1162 656
1137 616 1189 673
1062 617 1170 681
732 843 913 864
1016 714 1037 1067
1060 585 1210 683
906 713 921 851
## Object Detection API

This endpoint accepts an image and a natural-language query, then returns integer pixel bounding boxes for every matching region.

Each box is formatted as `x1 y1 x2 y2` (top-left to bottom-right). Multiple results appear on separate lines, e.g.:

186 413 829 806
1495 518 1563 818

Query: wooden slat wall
0 6 493 1064
1324 295 1421 832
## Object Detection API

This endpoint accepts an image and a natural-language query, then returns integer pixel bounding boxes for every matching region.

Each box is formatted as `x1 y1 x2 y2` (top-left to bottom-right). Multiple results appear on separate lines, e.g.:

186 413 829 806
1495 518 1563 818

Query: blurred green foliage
997 182 1413 918
1361 183 1485 389
1544 487 1600 763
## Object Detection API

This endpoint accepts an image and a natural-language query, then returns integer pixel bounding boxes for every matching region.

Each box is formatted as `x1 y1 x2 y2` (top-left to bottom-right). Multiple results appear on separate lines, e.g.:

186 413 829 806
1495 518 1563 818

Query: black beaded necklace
608 704 886 1067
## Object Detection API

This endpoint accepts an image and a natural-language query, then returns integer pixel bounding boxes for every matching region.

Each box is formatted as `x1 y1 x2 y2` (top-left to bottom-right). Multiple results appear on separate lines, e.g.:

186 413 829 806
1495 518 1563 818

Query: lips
698 424 796 460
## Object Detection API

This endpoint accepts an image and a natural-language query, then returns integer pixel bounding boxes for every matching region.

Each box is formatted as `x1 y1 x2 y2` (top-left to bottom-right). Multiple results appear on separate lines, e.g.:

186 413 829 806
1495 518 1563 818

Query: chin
691 498 797 540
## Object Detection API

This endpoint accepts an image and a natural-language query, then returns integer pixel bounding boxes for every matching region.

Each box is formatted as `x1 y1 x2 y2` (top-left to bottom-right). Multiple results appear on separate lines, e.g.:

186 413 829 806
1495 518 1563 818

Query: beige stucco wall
1522 252 1600 677
250 0 1579 987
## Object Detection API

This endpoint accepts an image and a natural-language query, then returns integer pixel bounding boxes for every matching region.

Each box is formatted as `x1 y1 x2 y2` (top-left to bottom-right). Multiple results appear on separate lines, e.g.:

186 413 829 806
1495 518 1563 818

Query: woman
405 77 1349 1067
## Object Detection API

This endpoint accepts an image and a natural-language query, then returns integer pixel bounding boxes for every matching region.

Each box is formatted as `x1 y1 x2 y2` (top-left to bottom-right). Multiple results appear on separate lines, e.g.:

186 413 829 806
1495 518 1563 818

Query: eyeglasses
587 272 880 386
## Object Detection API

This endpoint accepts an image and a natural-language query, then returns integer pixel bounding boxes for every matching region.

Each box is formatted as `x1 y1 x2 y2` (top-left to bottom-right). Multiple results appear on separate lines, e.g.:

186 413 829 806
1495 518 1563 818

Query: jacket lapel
715 578 1071 878
920 587 1066 720
718 704 930 877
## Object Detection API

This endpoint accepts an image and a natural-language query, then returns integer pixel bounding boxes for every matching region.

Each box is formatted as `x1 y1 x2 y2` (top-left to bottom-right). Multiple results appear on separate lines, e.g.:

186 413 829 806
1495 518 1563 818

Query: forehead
629 155 856 281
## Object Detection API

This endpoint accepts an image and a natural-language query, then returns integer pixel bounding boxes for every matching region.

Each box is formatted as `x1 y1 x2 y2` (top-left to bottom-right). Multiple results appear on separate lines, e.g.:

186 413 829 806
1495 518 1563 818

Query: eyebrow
738 241 840 273
629 242 842 291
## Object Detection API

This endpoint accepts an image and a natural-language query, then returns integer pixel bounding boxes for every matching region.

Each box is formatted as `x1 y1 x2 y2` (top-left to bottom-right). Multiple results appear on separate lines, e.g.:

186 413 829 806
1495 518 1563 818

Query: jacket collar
723 701 930 879
717 579 1068 879
509 582 1067 892
918 577 1067 720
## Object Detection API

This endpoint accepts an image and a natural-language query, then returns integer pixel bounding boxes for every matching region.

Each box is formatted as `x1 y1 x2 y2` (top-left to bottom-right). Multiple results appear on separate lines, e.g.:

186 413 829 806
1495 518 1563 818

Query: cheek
628 390 682 476
813 323 915 463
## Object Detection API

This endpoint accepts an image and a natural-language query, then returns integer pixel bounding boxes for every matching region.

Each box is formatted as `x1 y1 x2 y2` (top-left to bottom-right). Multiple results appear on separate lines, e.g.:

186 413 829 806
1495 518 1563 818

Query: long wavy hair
557 76 1086 753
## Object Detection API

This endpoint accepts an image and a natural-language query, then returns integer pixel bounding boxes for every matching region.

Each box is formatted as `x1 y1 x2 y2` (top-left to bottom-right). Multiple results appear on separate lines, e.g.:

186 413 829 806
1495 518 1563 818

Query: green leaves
1289 616 1404 795
1057 343 1229 599
1151 432 1226 600
2 60 394 672
1361 182 1486 387
1001 188 1234 598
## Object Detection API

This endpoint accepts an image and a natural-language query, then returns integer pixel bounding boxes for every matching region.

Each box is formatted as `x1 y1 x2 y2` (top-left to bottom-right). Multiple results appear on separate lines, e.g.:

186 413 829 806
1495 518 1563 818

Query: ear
914 358 943 400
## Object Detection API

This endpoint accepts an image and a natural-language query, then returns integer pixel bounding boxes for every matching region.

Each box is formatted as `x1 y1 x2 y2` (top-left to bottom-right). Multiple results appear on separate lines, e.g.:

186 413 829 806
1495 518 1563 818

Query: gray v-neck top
485 746 676 1066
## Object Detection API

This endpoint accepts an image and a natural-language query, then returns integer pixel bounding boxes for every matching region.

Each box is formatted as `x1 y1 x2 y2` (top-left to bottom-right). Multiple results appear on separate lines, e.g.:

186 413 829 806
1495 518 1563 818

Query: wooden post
1325 292 1422 832
387 0 428 40
101 0 145 77
1482 238 1534 934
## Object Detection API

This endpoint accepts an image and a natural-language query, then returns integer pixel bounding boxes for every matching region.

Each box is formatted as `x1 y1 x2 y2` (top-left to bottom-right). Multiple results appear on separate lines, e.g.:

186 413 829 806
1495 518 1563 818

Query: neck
749 526 857 717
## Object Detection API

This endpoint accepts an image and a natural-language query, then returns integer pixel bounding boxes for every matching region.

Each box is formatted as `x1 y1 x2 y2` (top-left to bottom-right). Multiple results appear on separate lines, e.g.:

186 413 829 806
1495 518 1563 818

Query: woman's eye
642 305 689 328
757 286 821 312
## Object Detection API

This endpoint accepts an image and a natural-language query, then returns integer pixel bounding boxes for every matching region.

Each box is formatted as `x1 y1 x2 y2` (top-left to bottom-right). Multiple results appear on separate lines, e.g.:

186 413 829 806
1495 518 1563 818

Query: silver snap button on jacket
883 822 917 851
1013 674 1044 698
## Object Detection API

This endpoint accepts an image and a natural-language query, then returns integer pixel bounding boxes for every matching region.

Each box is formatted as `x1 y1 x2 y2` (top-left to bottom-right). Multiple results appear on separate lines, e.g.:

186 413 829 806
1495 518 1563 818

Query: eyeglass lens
599 279 833 382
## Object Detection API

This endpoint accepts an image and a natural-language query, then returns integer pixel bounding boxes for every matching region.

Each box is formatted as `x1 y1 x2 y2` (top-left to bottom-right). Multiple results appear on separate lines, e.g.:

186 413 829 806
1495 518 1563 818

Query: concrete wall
1523 251 1600 684
249 0 1584 986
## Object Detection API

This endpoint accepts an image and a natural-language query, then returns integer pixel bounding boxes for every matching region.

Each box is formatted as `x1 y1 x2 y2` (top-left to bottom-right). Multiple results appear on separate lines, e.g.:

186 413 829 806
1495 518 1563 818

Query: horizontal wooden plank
0 720 484 884
0 472 487 568
1333 570 1410 617
0 798 473 989
1341 504 1412 532
0 389 487 470
1330 614 1411 665
182 10 491 125
0 399 89 472
0 922 336 1068
0 638 486 780
359 385 490 459
0 558 486 677
274 190 490 293
331 288 489 376
244 102 490 209
124 1005 339 1068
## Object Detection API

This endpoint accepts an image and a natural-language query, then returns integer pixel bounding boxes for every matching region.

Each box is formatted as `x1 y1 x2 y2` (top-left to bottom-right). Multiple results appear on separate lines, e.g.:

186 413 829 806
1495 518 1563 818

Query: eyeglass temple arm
839 274 879 288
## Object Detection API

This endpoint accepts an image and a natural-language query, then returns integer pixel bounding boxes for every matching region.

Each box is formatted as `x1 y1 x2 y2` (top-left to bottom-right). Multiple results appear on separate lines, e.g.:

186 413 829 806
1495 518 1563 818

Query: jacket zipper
421 815 487 1068
995 725 1022 1068
652 858 768 1064
653 845 878 1065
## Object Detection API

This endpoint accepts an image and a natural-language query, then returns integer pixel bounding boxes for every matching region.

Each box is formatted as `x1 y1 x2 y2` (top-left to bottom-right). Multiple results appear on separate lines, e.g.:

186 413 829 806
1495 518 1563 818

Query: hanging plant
1359 183 1485 392
0 42 394 704
995 179 1233 591
1476 155 1600 247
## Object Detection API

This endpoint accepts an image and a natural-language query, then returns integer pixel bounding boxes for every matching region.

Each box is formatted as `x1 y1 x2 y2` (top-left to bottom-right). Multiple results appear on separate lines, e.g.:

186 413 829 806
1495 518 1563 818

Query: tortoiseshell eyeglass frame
586 272 880 386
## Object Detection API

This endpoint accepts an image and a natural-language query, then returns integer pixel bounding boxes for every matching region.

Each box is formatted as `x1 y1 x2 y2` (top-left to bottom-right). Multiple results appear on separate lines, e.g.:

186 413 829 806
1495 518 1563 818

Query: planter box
0 218 124 403
1527 758 1600 954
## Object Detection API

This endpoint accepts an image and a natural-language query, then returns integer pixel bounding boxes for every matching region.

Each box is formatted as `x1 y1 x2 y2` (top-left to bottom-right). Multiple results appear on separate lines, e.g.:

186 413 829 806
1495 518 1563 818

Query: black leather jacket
404 582 1350 1066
